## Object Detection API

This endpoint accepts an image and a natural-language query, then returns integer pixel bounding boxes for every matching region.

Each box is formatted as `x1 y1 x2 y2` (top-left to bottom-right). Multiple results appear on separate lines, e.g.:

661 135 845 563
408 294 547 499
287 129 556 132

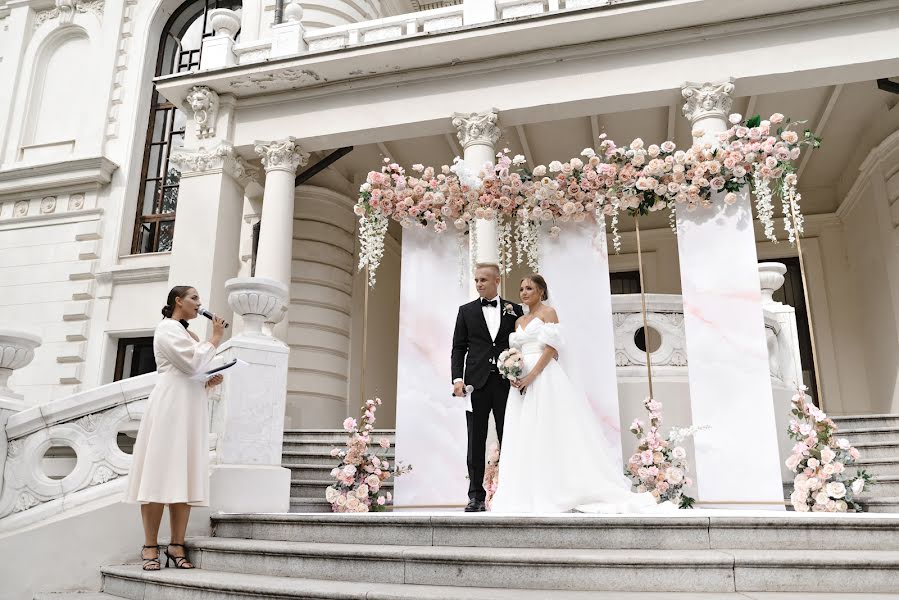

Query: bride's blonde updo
521 274 549 301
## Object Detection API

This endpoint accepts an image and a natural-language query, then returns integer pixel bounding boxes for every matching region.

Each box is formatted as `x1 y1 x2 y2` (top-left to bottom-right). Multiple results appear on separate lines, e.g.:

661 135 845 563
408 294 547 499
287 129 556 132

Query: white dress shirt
482 295 501 341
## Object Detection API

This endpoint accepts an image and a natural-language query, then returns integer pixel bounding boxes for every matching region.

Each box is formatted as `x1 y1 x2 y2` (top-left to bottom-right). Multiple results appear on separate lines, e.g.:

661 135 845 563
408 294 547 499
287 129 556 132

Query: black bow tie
481 299 498 307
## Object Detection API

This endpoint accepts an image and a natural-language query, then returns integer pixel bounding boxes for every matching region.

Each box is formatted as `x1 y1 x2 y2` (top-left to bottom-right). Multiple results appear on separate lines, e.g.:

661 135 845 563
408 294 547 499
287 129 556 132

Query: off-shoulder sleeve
157 322 216 376
537 322 564 352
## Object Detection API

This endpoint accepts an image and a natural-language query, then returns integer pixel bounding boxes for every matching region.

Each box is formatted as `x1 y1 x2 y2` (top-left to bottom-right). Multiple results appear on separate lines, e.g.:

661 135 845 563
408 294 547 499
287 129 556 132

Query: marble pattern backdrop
675 188 785 506
393 228 471 507
539 219 623 464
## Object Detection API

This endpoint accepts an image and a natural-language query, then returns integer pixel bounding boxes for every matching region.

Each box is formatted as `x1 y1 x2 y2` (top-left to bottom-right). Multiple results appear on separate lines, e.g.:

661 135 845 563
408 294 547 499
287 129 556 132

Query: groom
452 262 523 512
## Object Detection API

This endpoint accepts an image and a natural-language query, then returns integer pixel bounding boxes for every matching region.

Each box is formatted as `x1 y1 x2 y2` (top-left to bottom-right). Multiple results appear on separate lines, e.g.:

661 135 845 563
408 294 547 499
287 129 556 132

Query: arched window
132 0 241 254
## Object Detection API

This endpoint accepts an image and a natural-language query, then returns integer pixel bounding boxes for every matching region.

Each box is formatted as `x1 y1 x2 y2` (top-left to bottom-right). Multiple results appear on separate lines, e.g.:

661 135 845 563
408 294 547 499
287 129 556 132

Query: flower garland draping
354 114 821 287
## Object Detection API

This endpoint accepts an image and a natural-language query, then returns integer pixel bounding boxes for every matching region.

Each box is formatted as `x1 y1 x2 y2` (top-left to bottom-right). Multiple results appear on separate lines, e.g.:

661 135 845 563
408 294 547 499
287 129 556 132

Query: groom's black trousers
466 371 509 501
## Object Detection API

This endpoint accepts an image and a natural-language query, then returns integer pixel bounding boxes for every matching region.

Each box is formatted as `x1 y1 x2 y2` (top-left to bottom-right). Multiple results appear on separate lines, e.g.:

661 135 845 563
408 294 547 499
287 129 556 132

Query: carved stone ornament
34 0 104 29
13 200 29 217
7 438 23 458
14 492 40 513
68 194 85 210
40 196 57 214
91 465 116 485
169 143 261 187
230 68 322 91
452 109 501 150
254 137 309 173
681 80 736 123
76 413 99 432
184 86 219 139
233 155 262 188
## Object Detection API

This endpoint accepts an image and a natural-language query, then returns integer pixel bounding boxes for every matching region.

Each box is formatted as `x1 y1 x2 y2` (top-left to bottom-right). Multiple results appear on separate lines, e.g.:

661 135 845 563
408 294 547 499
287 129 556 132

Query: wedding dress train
490 318 676 514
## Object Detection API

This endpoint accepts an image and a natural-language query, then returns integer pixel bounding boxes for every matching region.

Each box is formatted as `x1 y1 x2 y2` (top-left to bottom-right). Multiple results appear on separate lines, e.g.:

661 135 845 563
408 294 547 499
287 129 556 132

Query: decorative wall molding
184 86 219 139
33 0 104 30
169 142 259 188
0 156 117 201
838 128 899 220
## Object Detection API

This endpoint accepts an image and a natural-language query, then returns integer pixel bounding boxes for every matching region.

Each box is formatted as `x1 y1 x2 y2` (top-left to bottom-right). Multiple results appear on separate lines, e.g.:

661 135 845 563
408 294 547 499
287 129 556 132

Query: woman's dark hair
162 286 194 318
521 274 549 301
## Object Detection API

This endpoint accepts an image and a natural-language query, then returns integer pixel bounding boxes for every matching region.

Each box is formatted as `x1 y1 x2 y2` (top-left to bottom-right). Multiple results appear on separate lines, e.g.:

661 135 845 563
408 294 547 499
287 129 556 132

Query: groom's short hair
474 262 501 278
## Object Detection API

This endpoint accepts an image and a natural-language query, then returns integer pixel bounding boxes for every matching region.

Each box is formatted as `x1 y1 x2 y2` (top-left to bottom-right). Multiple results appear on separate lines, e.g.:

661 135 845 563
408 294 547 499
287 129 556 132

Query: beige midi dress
125 319 216 506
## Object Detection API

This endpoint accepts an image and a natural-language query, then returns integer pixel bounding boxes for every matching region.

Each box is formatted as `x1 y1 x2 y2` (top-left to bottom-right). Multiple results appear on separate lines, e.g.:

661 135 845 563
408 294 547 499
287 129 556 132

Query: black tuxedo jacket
451 298 524 390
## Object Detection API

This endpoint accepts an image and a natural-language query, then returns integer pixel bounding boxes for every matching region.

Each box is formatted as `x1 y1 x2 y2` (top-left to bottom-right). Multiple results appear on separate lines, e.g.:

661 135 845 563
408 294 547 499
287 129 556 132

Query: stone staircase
282 429 396 513
825 414 899 512
36 513 899 598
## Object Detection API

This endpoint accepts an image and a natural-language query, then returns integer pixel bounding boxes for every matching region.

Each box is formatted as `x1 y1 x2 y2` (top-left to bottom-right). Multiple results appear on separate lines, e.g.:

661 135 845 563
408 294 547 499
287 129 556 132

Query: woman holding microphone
125 285 226 570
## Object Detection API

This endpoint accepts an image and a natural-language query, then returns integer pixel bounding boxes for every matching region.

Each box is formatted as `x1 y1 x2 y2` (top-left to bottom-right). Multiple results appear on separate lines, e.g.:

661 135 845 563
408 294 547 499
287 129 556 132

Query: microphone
199 308 229 328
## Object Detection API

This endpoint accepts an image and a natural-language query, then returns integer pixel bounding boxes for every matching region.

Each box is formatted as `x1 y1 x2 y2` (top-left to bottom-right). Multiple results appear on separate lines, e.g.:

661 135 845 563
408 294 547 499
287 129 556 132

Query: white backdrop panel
393 228 471 507
675 189 785 506
539 219 623 464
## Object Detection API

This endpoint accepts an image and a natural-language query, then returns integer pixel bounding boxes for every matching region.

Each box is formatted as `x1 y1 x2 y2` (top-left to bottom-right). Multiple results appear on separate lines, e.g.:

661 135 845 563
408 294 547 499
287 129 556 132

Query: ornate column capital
254 137 309 174
451 109 501 150
169 142 260 189
184 86 219 139
681 79 736 123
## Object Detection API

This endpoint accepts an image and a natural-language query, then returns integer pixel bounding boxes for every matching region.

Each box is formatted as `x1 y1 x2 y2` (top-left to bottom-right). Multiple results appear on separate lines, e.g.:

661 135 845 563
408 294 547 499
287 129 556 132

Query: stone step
854 458 899 478
859 497 899 513
289 498 332 513
832 414 899 430
853 441 899 460
177 538 899 593
98 564 899 600
282 429 396 444
210 513 899 550
839 428 899 445
34 594 117 600
282 441 399 454
290 479 394 499
287 463 395 481
281 450 394 466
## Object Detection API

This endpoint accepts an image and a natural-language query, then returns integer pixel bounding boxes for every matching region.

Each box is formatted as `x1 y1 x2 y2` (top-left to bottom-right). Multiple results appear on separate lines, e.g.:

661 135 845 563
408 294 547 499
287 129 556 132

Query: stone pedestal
201 8 240 69
271 3 307 58
675 80 784 509
208 278 291 514
0 330 41 402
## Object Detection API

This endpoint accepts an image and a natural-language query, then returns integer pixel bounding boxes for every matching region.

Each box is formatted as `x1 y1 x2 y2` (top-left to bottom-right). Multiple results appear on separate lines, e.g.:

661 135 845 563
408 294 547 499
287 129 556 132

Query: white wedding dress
490 318 676 513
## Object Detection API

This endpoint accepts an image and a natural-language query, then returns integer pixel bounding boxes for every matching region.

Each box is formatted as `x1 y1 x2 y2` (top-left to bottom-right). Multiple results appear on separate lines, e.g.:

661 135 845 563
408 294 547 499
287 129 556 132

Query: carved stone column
452 109 502 278
676 79 784 508
254 137 309 341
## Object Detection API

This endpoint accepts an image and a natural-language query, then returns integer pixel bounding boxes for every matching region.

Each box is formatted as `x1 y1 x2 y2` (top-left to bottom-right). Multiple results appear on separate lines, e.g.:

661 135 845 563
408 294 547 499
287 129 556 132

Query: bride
489 274 676 513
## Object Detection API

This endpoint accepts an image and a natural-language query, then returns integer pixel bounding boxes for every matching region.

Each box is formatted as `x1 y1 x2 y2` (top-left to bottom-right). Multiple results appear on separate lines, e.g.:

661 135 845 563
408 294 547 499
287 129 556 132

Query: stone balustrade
224 0 644 68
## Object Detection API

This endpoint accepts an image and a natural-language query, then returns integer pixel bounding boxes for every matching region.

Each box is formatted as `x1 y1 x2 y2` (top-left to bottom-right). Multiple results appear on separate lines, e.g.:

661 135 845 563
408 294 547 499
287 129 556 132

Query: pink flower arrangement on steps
626 397 707 509
325 398 412 513
786 387 873 512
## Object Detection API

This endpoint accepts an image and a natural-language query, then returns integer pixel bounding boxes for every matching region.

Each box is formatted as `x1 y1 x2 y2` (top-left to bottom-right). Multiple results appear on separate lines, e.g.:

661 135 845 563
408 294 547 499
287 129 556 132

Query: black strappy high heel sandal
141 545 160 571
164 543 195 569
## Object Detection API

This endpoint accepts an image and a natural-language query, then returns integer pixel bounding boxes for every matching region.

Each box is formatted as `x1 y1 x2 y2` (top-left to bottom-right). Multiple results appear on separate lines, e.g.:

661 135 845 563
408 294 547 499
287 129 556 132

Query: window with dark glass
610 270 641 295
114 337 157 381
132 1 241 254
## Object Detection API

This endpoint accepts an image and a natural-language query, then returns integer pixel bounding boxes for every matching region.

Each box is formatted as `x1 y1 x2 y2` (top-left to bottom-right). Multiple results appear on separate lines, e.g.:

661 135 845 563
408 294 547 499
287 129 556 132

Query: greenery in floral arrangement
625 397 708 509
786 387 873 512
326 398 412 512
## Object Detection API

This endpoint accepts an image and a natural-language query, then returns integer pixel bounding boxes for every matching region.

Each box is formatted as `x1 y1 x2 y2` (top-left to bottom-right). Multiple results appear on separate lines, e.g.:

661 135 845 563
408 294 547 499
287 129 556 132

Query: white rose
532 165 547 177
325 486 339 503
851 478 865 495
548 161 563 173
814 491 829 505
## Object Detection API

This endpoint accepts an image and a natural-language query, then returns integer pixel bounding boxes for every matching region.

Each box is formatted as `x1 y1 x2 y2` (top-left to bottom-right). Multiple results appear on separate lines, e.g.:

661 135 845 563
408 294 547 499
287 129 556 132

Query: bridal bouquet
326 398 412 513
626 397 707 508
497 348 524 381
786 387 873 512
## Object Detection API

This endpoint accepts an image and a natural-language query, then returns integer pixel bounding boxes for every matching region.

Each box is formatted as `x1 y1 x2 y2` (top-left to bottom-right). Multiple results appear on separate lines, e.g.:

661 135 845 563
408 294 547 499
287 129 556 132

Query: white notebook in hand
190 358 248 382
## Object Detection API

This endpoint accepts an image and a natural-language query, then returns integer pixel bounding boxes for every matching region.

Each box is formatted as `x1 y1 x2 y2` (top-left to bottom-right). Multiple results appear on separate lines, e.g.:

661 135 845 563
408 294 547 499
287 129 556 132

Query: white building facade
0 0 899 597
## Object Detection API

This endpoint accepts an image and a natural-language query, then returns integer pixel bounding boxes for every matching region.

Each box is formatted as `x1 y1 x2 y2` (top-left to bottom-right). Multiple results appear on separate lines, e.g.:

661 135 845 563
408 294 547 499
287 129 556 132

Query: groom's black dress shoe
465 499 486 512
